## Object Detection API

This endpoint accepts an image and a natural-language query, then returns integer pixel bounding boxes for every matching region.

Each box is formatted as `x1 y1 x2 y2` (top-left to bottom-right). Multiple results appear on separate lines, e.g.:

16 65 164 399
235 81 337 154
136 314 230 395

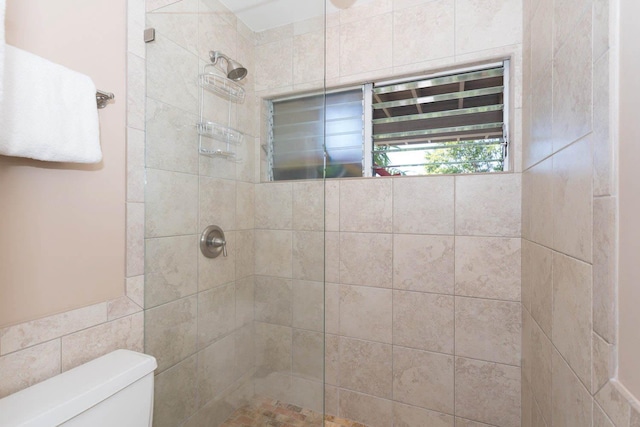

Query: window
268 61 509 181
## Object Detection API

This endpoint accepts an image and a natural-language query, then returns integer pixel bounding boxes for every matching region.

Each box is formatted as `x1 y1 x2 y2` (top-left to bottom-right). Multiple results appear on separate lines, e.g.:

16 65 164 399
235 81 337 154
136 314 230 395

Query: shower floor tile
220 396 368 427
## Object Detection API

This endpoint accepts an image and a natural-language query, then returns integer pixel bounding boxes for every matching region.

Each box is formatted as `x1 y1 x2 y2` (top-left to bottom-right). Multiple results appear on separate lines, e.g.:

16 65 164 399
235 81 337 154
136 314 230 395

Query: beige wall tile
146 9 198 55
145 235 198 308
235 229 255 280
145 296 197 372
339 13 393 77
128 0 145 56
339 389 394 427
292 231 324 281
127 52 146 131
153 355 198 427
552 252 592 390
292 329 323 381
61 313 144 372
551 11 592 152
594 402 616 427
340 0 392 24
1 303 106 355
455 418 496 427
528 67 553 168
255 230 293 278
340 232 393 288
254 322 292 377
325 384 339 417
340 178 392 233
199 231 236 290
524 240 553 336
455 357 521 427
553 0 591 53
325 180 340 231
145 168 198 238
593 196 616 343
197 10 236 63
292 280 324 332
595 381 631 427
393 290 454 354
107 296 142 321
200 177 237 232
393 346 454 414
254 276 292 326
455 236 521 301
236 182 255 230
255 38 293 92
455 0 522 55
340 285 392 343
392 176 454 235
392 0 454 66
530 0 553 83
146 98 199 175
521 378 533 427
126 275 145 308
393 402 454 427
551 349 592 427
593 54 613 197
530 321 552 425
325 231 341 284
524 159 553 248
455 297 521 366
393 234 454 294
197 284 235 348
455 174 521 237
235 277 254 329
0 340 60 398
126 203 145 278
126 127 145 203
293 180 324 231
255 182 292 230
293 30 324 86
146 34 199 115
235 324 254 378
290 376 324 413
631 404 640 427
325 283 340 335
521 307 533 385
196 334 236 406
325 334 340 387
552 136 593 263
592 332 614 395
339 337 392 398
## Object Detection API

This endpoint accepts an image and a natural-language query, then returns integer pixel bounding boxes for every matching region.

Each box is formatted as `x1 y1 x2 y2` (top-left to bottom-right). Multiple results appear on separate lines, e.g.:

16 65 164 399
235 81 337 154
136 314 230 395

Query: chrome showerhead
209 51 248 81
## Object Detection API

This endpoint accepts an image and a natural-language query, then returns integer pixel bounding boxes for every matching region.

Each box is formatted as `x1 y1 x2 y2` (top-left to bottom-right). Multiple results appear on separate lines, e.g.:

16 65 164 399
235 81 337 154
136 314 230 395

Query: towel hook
96 90 115 109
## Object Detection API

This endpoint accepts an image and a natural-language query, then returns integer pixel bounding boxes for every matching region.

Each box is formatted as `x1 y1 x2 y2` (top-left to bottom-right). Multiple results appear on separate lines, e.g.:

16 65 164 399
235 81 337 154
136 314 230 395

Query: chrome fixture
200 225 227 258
96 90 114 109
209 51 248 81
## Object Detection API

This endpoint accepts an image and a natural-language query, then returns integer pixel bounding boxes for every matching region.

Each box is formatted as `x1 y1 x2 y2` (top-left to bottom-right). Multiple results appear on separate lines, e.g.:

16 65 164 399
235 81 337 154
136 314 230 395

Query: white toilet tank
0 349 157 427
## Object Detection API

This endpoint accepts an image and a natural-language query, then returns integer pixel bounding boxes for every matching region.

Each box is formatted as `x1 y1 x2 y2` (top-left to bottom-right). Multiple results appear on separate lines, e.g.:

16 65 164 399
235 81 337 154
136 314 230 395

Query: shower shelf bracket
197 121 244 145
199 72 245 103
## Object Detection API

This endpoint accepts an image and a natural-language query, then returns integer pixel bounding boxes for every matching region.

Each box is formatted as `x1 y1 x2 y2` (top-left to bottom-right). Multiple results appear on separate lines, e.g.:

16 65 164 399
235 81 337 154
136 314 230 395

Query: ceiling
219 0 373 32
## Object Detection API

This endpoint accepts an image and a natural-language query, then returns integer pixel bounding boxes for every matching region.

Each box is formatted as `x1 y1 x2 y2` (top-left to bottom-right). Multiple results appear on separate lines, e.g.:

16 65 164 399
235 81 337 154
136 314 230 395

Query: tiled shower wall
142 1 258 426
252 1 526 426
521 0 640 425
254 174 523 427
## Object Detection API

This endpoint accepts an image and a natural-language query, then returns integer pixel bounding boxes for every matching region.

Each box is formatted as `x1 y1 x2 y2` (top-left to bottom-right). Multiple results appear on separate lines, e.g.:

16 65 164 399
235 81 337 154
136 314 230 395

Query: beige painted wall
0 0 127 327
617 0 640 399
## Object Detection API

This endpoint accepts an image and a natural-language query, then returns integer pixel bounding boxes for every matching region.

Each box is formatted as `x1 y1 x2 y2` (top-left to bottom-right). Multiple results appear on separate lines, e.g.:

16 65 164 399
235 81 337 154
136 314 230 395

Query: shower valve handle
209 236 227 257
200 225 227 258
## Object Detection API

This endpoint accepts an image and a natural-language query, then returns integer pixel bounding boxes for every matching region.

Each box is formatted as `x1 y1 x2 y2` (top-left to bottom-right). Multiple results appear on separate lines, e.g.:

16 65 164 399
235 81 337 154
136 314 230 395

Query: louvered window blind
370 61 509 175
267 61 509 181
269 89 364 181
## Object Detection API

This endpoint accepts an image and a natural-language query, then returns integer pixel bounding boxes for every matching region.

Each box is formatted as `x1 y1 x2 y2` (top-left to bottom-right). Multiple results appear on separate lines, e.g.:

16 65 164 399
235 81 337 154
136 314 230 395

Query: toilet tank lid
0 349 157 427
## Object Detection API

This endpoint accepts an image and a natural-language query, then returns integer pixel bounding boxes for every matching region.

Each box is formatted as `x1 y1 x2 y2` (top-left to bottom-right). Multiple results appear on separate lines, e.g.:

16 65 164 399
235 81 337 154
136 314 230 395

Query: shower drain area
220 396 368 427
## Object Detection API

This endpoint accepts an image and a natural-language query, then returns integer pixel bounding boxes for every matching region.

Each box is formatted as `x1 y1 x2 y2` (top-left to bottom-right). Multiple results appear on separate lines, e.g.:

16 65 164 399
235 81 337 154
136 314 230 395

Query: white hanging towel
0 45 102 163
0 0 5 105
